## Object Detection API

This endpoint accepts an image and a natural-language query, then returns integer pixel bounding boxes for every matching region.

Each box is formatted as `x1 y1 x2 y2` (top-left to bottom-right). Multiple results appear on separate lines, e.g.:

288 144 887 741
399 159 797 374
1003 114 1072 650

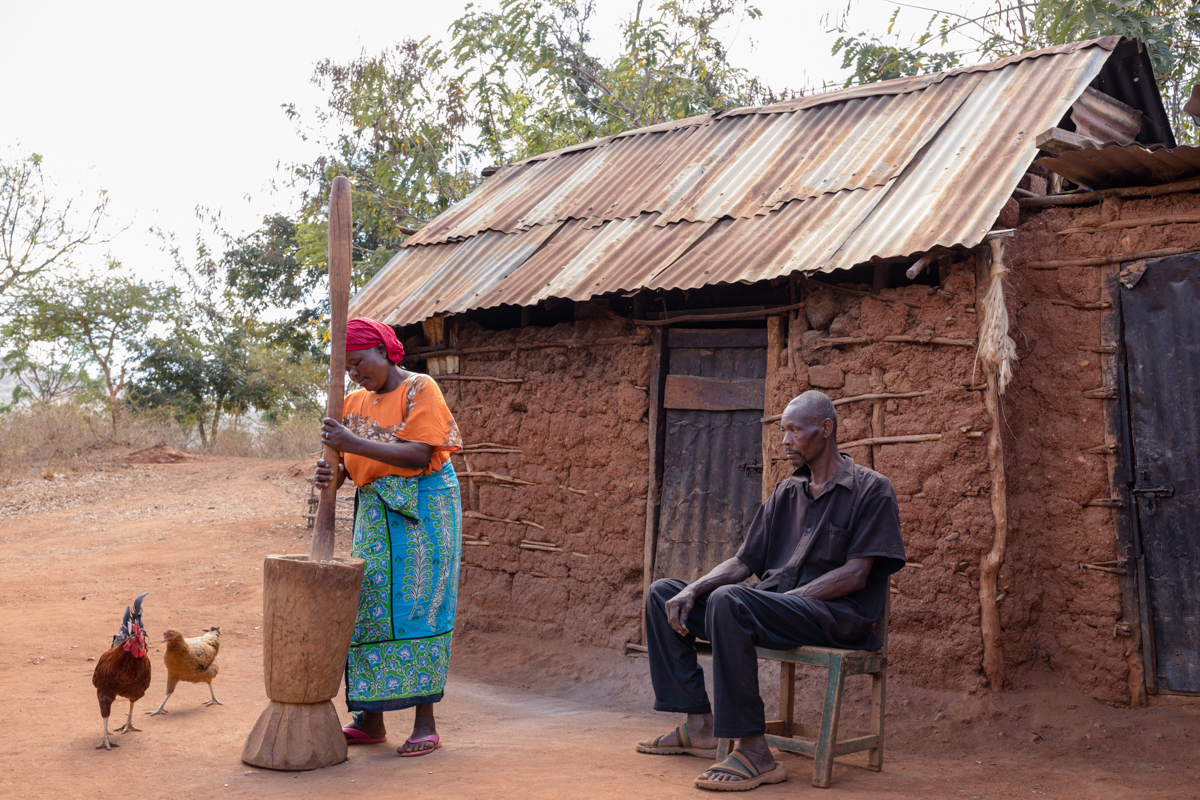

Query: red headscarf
345 318 405 364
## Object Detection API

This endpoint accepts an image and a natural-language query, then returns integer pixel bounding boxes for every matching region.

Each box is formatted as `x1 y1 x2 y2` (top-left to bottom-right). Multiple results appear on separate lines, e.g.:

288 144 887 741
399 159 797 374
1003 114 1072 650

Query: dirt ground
1 453 1196 800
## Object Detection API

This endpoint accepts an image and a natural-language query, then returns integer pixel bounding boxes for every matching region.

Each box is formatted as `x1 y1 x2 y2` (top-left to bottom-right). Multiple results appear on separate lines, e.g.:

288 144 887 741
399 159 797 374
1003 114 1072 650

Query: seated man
636 390 905 791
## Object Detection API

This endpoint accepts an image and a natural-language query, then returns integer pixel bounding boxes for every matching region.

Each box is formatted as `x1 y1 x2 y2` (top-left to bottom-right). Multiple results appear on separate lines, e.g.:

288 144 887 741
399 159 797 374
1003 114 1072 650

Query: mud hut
348 36 1198 706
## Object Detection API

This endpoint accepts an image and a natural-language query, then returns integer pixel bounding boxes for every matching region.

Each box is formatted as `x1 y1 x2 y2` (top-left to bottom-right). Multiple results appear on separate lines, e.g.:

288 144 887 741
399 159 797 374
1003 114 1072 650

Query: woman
313 317 463 757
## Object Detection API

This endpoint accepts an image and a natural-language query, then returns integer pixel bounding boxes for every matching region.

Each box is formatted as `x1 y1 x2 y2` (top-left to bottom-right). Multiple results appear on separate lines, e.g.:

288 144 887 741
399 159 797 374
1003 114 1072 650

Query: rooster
147 627 221 715
92 592 152 750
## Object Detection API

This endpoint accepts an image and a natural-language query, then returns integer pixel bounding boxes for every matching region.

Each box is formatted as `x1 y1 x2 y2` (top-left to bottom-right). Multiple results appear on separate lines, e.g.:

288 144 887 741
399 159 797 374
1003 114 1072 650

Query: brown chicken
92 592 152 750
147 627 221 714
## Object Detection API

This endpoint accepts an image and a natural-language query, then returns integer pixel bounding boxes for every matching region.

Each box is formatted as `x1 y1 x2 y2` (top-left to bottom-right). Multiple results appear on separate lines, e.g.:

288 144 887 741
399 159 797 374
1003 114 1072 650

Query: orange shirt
341 374 462 486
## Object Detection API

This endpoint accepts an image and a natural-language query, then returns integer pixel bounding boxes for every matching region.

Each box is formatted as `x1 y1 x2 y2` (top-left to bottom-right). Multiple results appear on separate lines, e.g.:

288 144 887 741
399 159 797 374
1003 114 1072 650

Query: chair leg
812 654 846 789
716 738 732 760
868 665 887 771
779 661 796 737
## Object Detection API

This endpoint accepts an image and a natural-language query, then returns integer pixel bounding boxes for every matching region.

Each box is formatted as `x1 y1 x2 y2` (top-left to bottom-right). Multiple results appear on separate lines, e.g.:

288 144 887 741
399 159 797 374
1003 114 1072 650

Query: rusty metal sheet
356 38 1138 325
1035 143 1200 190
350 223 563 323
473 213 714 307
829 47 1113 267
647 185 891 290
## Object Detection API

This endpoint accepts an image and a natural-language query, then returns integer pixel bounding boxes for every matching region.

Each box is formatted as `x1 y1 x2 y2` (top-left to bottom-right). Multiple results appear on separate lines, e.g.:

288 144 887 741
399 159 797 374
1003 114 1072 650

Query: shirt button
806 528 811 533
783 572 789 578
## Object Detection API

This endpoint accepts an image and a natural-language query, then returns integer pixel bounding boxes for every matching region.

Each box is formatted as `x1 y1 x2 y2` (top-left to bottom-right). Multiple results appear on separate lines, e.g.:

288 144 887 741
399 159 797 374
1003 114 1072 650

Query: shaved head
785 390 838 436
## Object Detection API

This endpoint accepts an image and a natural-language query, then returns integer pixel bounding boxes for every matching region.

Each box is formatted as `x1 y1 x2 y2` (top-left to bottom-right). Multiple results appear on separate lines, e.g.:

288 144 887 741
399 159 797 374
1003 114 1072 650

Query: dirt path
0 454 1196 799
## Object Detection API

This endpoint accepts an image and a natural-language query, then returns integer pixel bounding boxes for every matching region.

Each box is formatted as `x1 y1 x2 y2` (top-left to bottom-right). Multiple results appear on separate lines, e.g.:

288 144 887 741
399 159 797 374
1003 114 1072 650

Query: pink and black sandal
398 733 440 756
343 725 387 744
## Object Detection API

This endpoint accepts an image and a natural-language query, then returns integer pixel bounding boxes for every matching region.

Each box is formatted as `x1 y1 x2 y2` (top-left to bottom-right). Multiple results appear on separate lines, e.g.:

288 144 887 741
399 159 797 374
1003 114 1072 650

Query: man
636 390 905 791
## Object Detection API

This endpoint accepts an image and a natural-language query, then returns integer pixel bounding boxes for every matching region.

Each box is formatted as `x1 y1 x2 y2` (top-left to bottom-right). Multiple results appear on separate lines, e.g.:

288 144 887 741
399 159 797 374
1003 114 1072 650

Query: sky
0 0 982 280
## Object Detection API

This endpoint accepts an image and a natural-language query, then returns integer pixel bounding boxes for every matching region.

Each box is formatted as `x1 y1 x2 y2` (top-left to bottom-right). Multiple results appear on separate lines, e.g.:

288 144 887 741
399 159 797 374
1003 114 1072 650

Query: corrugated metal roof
1035 142 1200 190
353 37 1148 326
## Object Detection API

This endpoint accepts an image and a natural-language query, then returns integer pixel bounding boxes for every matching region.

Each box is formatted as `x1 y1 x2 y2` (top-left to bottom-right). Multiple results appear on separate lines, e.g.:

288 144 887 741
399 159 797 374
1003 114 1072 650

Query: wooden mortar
242 176 364 771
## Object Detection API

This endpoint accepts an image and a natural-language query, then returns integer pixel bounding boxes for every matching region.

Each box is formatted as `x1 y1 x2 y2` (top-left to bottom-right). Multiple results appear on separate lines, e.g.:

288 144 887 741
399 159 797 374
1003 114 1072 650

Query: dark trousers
645 578 833 739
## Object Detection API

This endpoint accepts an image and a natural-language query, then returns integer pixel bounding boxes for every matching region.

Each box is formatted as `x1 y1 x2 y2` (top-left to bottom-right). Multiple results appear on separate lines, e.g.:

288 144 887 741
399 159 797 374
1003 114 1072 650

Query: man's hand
320 417 357 452
665 587 698 636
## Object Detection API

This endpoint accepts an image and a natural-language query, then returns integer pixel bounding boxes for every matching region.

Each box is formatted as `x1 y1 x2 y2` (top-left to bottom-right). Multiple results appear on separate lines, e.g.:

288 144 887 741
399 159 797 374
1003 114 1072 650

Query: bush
0 399 322 481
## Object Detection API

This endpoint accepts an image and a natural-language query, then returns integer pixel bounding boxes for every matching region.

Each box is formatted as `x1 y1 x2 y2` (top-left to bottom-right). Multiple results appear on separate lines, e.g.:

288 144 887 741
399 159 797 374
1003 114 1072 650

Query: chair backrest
873 591 890 656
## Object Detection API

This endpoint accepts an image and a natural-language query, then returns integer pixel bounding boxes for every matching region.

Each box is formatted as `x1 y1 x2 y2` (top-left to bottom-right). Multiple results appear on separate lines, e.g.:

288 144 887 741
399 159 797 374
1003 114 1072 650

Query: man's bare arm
664 557 753 636
785 556 874 601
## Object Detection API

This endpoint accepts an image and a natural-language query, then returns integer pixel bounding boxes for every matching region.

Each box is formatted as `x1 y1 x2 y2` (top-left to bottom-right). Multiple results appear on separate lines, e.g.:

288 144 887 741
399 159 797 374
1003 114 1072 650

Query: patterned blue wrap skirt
345 462 462 712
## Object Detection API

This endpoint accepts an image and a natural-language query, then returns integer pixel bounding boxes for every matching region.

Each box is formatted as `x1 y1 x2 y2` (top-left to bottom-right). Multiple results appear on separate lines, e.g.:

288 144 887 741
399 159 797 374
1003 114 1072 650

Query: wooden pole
311 176 352 564
976 250 1009 690
641 328 668 643
978 368 1007 690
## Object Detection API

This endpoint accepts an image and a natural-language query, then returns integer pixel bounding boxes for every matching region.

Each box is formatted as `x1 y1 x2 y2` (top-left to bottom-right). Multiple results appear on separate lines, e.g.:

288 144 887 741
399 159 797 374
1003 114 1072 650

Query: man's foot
636 720 719 758
695 750 787 792
344 711 387 744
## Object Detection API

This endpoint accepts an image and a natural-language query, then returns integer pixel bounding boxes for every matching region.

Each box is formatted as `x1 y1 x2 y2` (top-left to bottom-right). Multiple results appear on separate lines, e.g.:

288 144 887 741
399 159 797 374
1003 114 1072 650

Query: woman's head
345 318 405 391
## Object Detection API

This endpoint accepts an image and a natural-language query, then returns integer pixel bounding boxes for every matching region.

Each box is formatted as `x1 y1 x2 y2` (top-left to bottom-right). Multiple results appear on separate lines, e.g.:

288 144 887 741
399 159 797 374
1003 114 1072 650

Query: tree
221 214 326 359
449 0 776 162
0 341 94 408
4 264 177 433
1 150 117 297
130 235 325 445
831 2 1200 143
271 0 783 312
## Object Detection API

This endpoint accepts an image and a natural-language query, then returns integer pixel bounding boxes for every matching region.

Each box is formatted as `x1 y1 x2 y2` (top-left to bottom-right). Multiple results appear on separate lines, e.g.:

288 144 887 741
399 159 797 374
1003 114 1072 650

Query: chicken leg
115 699 142 734
96 717 120 750
147 693 172 716
204 684 222 707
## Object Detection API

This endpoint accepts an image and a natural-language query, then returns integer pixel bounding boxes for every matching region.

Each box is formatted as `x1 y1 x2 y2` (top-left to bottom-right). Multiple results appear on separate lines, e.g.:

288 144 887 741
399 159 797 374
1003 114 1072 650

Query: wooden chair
716 596 889 788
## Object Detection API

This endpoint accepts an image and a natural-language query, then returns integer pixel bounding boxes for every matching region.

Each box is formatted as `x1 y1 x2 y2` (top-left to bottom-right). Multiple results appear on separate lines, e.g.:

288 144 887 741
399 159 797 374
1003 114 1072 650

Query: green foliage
832 8 963 85
831 1 1200 143
269 0 786 322
449 0 776 162
1 263 176 433
129 234 325 444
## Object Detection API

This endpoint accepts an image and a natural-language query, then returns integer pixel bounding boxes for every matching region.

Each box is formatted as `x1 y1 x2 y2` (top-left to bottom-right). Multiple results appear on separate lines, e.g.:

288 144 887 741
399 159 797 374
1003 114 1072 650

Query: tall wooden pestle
311 175 352 563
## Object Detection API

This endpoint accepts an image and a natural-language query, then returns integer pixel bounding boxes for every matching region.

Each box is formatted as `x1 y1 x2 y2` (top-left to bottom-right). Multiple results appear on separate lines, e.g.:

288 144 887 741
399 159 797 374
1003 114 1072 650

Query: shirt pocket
810 525 852 571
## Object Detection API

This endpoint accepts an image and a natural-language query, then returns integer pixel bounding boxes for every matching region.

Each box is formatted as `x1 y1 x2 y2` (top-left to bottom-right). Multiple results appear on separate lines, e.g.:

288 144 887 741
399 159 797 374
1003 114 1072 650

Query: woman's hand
313 458 343 489
320 417 357 452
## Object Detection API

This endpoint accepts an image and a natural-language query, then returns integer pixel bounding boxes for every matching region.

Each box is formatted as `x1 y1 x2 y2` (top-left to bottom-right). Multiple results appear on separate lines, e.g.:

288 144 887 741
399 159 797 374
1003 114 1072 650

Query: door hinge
1131 483 1173 516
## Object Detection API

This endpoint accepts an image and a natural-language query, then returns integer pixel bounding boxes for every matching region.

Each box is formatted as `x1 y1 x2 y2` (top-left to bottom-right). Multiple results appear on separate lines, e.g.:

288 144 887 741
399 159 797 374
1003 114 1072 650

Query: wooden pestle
311 176 352 563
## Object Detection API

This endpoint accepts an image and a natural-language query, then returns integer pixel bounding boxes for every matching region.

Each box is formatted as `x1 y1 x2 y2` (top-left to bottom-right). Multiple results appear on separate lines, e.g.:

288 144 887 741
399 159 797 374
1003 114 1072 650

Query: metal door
653 328 766 582
1122 254 1200 693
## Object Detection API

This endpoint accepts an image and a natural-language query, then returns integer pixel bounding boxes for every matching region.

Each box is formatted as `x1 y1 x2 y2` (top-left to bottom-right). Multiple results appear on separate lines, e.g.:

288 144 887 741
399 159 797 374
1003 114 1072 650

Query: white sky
0 0 982 279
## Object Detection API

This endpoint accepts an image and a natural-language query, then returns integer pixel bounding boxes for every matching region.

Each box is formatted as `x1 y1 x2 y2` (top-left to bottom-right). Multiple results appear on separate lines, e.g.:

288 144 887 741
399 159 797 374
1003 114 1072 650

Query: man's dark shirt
735 453 905 649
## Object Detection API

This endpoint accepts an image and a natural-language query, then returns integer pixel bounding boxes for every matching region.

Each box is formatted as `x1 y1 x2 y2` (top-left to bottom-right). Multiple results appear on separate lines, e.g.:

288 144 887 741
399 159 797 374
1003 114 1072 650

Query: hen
92 592 152 749
147 627 221 715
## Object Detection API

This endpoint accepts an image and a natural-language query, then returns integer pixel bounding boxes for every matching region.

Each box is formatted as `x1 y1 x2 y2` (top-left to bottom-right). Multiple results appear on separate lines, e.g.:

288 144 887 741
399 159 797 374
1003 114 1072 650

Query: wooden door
1122 254 1200 694
652 328 766 582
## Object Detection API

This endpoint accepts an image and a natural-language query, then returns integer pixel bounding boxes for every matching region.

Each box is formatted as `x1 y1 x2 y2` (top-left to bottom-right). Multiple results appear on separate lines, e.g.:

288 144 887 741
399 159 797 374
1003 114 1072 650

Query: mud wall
438 314 652 649
435 193 1200 702
1005 191 1200 705
764 265 996 693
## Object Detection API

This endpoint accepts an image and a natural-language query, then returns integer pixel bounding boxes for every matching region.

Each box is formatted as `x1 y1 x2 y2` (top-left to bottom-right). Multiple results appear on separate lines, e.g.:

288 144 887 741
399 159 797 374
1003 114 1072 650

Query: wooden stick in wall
760 391 932 423
763 316 785 503
978 368 1008 690
870 367 885 471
